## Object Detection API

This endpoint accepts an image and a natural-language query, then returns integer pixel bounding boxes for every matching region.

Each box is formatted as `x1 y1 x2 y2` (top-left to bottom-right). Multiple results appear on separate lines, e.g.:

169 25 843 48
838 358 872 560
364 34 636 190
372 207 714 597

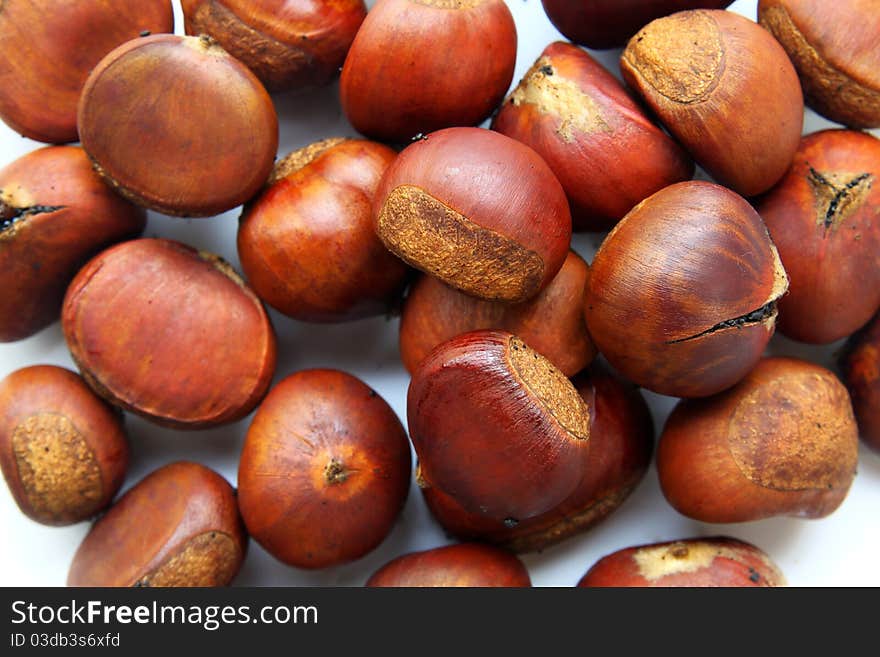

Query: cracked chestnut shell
374 127 571 303
0 146 146 342
238 138 409 322
0 365 128 527
68 461 247 587
238 369 411 569
756 130 880 344
0 0 173 143
840 311 880 452
408 329 591 522
366 543 531 587
399 251 595 376
492 42 693 232
340 0 517 143
577 537 785 587
657 357 859 523
62 238 276 429
620 9 803 196
421 363 654 553
585 181 789 398
759 0 880 129
181 0 366 92
78 34 278 217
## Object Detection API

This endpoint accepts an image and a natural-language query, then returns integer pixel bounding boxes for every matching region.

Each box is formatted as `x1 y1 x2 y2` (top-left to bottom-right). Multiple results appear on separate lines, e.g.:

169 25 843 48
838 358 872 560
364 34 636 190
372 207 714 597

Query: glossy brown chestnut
68 461 247 587
492 42 693 232
840 311 880 452
0 365 128 526
657 357 859 523
585 181 788 398
78 34 278 217
374 127 571 303
181 0 366 92
365 543 531 587
339 0 517 143
62 238 276 429
421 363 654 553
759 0 880 129
0 0 173 143
756 130 880 344
620 9 803 196
577 537 785 587
238 138 409 322
540 1 733 49
0 146 146 342
408 329 591 522
238 369 411 569
399 251 595 376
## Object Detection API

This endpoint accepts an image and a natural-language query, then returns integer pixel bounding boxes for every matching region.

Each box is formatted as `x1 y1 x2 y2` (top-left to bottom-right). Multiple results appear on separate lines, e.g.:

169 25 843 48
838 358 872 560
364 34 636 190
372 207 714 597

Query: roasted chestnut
840 311 880 452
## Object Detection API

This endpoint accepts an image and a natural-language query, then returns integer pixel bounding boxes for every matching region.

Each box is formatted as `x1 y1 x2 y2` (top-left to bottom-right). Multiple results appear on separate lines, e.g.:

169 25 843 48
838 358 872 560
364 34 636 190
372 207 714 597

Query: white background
1 0 878 587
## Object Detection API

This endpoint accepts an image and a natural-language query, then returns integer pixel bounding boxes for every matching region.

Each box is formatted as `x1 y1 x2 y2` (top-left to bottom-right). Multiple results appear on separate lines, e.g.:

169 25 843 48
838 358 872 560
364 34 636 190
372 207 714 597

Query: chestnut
584 180 788 398
339 0 517 143
421 363 654 553
237 369 411 569
0 146 146 342
759 0 880 129
756 129 880 344
577 537 785 587
68 461 247 587
408 329 591 523
374 127 571 303
365 543 531 587
540 1 734 50
620 9 803 196
399 251 595 376
238 138 409 322
840 311 880 452
78 34 278 217
62 238 276 430
492 42 693 232
0 0 173 144
0 365 128 526
657 357 859 523
181 0 366 92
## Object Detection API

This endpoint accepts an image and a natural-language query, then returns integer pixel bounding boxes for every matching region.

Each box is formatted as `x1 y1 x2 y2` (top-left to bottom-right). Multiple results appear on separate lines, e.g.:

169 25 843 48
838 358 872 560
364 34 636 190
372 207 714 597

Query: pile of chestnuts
0 0 878 588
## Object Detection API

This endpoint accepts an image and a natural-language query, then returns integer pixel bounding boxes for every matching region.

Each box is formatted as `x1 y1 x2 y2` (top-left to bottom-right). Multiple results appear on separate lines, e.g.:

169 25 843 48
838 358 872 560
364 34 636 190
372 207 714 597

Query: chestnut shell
840 311 880 452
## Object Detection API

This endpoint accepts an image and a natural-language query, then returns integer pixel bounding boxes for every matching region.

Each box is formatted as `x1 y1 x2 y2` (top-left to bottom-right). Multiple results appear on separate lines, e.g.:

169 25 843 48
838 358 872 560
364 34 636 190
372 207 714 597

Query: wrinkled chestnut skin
78 34 278 217
0 366 128 526
374 127 571 303
421 363 654 553
181 0 365 92
340 0 516 143
399 251 595 376
492 42 693 231
366 543 531 587
578 537 785 587
0 146 146 342
840 312 880 452
585 181 788 398
657 357 859 523
408 330 591 522
621 9 803 196
62 238 276 430
757 130 880 344
0 0 173 143
68 462 247 587
759 0 880 129
238 138 409 322
540 0 733 49
238 369 411 569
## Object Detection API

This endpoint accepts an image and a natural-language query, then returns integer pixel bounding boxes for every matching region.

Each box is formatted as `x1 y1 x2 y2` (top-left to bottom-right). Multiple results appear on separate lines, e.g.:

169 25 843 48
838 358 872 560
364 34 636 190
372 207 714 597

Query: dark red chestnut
238 369 411 569
374 127 571 303
840 311 880 452
756 129 880 344
657 357 859 523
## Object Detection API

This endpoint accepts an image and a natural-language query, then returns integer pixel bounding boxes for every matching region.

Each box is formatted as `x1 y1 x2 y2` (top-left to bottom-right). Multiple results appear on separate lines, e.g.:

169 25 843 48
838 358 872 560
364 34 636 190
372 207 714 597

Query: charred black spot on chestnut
503 518 519 528
806 166 873 229
0 203 65 230
666 301 778 344
539 64 554 76
140 30 151 37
